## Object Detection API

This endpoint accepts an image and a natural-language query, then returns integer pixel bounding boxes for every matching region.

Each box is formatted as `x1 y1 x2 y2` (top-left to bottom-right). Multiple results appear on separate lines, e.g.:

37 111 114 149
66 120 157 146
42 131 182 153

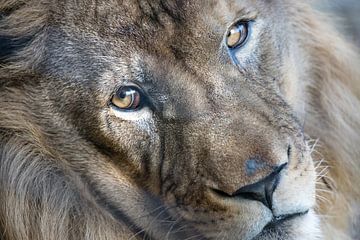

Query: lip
263 210 309 230
250 210 309 240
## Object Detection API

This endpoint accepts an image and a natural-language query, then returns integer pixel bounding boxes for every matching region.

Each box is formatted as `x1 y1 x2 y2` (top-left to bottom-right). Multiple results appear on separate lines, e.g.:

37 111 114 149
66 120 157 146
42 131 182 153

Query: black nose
213 163 287 209
231 163 287 209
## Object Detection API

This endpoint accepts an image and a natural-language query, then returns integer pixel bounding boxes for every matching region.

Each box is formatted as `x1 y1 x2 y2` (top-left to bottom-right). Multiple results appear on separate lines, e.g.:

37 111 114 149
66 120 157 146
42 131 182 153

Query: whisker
165 215 182 240
128 205 176 240
315 194 332 205
183 233 205 240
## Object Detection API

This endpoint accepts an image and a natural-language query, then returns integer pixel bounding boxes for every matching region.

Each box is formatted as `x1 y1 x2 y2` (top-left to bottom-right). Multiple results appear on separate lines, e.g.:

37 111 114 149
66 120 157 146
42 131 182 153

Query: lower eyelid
109 105 152 121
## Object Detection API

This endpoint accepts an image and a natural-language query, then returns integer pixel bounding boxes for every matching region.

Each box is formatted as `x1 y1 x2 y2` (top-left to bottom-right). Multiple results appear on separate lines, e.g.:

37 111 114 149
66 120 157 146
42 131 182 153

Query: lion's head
1 1 359 240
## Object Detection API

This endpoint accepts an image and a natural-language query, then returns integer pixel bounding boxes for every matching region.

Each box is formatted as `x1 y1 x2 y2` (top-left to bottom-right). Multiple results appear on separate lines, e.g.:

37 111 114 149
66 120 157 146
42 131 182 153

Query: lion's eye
226 22 249 48
111 86 141 110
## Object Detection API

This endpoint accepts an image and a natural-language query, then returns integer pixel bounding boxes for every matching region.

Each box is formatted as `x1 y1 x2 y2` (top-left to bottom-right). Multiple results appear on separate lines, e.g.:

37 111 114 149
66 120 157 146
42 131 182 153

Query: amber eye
111 86 142 110
226 22 249 48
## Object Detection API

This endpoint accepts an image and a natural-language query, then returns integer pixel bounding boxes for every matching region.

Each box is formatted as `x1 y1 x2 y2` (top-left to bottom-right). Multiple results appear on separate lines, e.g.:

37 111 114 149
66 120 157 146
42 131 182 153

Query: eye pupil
118 91 127 99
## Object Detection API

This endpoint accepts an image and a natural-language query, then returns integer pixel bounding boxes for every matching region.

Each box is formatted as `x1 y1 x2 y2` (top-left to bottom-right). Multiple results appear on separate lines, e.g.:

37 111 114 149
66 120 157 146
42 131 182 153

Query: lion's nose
213 163 287 210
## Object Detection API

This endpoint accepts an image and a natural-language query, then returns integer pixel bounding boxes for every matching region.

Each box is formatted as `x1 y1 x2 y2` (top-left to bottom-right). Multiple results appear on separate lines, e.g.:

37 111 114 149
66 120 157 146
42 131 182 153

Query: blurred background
317 0 360 47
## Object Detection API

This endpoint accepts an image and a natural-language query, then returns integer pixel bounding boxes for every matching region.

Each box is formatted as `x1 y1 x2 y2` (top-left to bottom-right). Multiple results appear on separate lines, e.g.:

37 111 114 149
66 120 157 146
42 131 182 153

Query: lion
0 0 359 239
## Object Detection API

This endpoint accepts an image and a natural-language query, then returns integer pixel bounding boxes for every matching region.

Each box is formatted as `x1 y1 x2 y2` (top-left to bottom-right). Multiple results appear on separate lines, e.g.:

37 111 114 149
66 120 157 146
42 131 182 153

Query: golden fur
0 1 359 239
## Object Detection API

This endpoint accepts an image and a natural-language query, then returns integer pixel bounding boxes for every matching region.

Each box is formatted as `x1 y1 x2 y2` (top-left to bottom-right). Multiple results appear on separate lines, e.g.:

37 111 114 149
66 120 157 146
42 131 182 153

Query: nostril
287 145 292 159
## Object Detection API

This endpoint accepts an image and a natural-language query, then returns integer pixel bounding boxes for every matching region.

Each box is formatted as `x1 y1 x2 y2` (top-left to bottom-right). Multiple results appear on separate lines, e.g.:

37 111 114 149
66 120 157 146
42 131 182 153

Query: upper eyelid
227 17 254 29
231 8 258 23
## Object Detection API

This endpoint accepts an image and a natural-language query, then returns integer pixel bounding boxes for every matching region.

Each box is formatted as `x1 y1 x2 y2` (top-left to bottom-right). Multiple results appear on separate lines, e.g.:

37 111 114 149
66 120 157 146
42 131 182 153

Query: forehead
57 0 281 37
53 0 286 70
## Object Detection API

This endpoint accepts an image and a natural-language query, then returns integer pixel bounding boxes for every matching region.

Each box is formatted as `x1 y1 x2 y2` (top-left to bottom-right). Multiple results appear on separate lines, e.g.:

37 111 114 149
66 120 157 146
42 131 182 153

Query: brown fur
0 1 359 239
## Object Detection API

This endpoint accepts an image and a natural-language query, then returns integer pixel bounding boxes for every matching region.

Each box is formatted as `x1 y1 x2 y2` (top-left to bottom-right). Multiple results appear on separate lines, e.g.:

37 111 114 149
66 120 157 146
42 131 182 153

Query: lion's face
40 0 318 239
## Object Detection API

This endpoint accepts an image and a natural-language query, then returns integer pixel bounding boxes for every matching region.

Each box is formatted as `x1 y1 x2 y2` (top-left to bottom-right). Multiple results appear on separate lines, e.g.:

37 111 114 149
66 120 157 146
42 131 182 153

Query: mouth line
263 210 309 230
